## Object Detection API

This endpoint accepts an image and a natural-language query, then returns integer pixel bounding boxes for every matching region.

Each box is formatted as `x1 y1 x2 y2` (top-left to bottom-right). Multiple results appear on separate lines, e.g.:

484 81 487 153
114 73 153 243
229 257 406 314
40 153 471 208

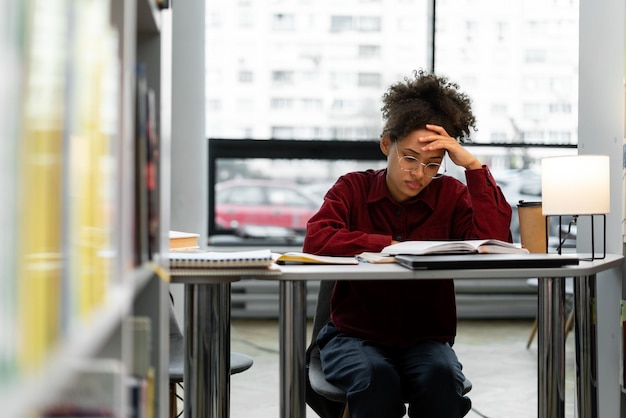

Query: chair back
306 281 346 418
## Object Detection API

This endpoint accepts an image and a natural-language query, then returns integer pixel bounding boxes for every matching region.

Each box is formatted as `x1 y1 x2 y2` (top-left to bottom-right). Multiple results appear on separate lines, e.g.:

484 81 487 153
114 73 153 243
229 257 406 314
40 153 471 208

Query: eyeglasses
397 154 446 179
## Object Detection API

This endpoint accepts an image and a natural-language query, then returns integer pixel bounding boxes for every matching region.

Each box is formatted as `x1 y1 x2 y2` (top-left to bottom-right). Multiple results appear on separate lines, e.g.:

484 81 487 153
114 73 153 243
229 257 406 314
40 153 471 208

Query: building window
300 98 323 110
273 13 295 30
330 15 353 32
271 98 295 109
271 126 295 139
358 45 381 57
358 72 382 87
207 99 221 111
490 132 508 142
239 70 253 83
548 131 572 142
358 16 381 32
549 103 572 114
272 70 294 84
525 49 547 63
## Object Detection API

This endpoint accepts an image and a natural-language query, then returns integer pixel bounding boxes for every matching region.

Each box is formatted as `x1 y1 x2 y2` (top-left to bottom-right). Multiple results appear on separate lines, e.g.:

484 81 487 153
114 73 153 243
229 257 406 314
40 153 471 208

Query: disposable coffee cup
517 201 549 254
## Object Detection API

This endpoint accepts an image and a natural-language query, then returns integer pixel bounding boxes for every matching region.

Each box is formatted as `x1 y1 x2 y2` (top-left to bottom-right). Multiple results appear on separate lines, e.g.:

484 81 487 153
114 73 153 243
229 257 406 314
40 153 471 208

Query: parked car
214 179 322 232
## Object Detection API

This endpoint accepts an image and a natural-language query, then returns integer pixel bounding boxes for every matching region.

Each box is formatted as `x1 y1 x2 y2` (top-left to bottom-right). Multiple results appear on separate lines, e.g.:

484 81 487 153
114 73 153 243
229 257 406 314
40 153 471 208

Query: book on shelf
274 252 359 265
134 63 150 265
126 316 154 418
169 230 200 250
42 358 125 418
17 2 69 367
169 248 273 268
146 88 160 260
382 239 529 256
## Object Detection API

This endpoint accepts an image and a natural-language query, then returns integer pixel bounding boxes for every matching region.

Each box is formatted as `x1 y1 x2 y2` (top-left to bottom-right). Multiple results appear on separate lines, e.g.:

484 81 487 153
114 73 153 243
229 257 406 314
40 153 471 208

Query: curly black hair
380 69 476 143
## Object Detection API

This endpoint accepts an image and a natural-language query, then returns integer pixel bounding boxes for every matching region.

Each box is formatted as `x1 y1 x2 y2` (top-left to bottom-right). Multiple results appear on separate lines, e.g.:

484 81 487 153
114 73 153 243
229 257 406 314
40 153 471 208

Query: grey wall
578 0 625 415
169 0 206 327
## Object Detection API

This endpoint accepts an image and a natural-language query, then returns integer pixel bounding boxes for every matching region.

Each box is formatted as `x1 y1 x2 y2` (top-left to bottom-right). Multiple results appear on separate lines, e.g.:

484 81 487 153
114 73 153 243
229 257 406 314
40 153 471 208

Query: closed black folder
395 253 579 270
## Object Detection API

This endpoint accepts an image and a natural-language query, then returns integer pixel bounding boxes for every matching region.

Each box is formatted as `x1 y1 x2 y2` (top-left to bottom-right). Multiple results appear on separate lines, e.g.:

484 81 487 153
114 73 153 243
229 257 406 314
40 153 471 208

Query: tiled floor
223 318 578 418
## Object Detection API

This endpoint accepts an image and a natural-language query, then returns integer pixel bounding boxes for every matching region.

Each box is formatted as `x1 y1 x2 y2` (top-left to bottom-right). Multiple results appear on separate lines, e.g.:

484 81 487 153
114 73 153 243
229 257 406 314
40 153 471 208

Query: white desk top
169 254 623 283
270 253 624 281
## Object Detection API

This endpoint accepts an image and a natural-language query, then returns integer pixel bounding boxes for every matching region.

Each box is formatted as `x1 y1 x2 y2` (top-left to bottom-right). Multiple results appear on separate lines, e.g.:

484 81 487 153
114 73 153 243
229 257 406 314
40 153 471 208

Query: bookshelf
0 1 171 417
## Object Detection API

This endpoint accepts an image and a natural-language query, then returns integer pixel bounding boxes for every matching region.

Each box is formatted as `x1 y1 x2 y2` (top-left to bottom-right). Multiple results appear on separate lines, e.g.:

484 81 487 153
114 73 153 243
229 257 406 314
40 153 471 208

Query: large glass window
205 0 579 245
434 0 579 148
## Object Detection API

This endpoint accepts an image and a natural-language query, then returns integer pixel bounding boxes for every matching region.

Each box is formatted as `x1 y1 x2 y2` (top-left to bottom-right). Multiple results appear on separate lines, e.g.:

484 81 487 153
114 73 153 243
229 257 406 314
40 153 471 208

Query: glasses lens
424 163 442 177
398 156 418 171
398 156 441 178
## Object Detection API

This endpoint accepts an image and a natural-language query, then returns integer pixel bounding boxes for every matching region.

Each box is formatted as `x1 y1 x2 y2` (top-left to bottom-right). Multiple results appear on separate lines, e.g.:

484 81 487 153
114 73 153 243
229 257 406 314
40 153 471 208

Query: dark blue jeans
317 323 471 418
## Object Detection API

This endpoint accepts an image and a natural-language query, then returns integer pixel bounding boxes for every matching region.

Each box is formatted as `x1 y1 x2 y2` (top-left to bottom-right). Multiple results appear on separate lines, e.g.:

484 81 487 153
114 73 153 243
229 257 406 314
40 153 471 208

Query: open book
382 239 529 255
355 252 396 264
274 252 359 265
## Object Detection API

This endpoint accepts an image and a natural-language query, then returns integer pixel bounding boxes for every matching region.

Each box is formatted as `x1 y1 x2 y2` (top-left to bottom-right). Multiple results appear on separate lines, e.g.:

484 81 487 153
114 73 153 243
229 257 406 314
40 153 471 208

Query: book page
382 240 478 255
356 252 396 264
382 239 527 255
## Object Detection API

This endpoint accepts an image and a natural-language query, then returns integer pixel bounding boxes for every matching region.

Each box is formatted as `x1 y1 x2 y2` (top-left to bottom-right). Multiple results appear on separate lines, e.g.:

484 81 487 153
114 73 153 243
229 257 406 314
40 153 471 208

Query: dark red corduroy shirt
302 167 512 347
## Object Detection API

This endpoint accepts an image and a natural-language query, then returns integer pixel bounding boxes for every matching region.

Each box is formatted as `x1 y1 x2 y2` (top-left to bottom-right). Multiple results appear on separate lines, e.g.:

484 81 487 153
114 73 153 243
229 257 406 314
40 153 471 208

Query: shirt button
395 235 403 241
395 209 402 216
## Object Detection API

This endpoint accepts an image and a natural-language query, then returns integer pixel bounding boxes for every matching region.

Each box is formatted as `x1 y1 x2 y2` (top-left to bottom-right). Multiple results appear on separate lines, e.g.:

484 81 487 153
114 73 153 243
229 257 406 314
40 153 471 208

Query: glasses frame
396 153 447 179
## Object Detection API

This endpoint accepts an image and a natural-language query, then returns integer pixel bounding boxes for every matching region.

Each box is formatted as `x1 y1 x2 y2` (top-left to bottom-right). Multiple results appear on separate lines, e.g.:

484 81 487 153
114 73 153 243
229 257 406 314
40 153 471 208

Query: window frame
207 138 576 237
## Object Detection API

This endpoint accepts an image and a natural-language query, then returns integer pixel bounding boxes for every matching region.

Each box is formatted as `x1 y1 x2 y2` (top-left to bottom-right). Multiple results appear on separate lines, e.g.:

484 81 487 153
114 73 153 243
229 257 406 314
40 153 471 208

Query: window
205 0 579 241
300 98 323 110
330 15 353 32
357 72 382 87
270 98 295 109
435 0 578 146
358 16 381 32
273 13 295 30
358 44 381 57
549 103 572 114
239 70 253 83
272 70 294 84
525 49 547 63
271 127 294 139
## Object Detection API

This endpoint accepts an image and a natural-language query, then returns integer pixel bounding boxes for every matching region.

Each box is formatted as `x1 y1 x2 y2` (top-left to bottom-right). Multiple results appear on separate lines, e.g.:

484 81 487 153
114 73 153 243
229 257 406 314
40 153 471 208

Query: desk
269 255 623 418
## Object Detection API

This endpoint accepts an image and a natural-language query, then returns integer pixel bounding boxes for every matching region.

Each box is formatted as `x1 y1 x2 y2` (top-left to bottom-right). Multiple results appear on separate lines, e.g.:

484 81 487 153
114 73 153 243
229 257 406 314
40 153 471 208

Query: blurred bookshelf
0 0 171 417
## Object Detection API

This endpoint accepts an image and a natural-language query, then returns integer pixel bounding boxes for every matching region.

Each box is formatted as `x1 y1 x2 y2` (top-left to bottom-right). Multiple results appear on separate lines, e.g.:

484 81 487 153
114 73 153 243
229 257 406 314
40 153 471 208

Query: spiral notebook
169 249 273 268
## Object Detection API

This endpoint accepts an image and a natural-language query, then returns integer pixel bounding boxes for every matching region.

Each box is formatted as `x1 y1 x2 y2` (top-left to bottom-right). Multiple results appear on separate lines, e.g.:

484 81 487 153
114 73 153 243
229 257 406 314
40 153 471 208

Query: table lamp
541 155 610 260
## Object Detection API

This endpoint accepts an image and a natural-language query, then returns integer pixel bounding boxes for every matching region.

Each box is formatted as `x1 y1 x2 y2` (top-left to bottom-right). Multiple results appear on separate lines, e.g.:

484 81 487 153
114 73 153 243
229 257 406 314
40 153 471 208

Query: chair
525 277 575 348
306 281 472 418
169 304 253 418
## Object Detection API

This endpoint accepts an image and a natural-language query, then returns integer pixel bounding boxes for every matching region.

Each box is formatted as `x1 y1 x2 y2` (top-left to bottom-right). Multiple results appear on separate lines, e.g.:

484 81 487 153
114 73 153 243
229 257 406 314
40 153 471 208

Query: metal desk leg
184 283 231 418
573 274 598 418
538 277 566 418
279 280 307 418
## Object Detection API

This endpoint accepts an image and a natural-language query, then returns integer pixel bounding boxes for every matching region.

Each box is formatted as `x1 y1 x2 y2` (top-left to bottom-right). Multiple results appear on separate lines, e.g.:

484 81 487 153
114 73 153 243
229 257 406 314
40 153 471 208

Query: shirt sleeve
303 176 392 255
462 165 513 242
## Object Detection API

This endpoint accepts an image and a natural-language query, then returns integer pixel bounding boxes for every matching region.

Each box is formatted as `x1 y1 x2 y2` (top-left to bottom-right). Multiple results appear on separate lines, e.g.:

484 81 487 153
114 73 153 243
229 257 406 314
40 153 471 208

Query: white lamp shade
541 155 610 216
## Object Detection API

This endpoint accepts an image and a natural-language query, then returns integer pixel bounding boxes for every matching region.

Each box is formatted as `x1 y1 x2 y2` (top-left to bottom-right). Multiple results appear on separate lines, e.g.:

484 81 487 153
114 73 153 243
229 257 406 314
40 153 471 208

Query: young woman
303 69 513 418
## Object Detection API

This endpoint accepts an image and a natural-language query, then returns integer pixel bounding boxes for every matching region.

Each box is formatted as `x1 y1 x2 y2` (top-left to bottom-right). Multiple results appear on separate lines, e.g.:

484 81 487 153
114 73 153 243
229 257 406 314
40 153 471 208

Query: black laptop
395 253 580 270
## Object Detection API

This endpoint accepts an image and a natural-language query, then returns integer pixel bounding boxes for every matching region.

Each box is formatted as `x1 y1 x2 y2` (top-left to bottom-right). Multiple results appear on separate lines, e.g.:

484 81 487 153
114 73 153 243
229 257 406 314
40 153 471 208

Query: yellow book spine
17 1 67 370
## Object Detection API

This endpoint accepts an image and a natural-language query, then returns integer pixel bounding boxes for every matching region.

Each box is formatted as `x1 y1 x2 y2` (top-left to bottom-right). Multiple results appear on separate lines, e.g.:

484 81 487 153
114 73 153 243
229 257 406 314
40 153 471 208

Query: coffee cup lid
517 200 542 207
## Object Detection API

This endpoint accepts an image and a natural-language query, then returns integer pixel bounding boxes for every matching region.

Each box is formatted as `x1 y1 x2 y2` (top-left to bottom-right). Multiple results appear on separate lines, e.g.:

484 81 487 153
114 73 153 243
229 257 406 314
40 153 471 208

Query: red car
214 179 322 231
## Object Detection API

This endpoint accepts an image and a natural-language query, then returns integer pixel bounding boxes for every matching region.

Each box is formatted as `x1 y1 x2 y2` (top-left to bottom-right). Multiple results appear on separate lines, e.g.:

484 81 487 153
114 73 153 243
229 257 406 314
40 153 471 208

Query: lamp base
546 214 606 261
